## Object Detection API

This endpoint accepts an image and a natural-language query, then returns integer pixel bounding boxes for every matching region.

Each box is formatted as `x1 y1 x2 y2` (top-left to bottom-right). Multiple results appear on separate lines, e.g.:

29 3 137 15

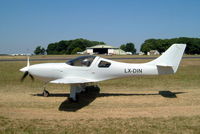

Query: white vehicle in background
126 52 132 55
20 44 186 102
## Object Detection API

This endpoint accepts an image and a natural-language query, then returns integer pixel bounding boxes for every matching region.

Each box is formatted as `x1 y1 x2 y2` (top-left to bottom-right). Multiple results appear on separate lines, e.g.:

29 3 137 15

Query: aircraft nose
20 66 29 72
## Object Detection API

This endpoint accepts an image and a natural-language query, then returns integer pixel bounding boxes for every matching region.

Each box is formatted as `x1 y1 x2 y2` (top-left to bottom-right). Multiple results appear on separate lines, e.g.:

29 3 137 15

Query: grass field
0 55 200 134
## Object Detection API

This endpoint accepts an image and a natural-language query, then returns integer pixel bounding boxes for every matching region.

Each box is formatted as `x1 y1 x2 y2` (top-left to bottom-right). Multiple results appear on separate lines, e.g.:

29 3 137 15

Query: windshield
66 56 96 67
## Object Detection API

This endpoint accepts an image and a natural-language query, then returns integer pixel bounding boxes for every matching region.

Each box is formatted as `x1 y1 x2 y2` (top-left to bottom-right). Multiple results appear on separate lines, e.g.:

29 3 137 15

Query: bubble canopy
66 55 96 67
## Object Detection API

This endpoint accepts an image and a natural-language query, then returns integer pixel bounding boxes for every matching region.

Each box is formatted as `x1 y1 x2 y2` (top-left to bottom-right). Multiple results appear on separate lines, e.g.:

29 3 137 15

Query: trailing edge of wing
50 77 98 84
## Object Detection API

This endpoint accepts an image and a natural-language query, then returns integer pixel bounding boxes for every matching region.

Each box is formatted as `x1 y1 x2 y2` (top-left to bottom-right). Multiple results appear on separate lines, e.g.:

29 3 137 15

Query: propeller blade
20 71 29 82
29 74 34 81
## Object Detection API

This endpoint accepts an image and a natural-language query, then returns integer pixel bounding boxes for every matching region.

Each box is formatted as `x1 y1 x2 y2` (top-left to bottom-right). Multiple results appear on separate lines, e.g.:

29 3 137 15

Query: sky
0 0 200 54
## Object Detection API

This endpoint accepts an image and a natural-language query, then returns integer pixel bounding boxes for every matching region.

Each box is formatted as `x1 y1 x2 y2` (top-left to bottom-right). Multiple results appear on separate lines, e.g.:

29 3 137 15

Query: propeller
20 71 34 82
20 56 34 82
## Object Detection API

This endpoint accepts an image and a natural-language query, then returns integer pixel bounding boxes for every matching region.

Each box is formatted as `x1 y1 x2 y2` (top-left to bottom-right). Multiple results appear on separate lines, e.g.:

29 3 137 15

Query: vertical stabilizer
147 44 186 73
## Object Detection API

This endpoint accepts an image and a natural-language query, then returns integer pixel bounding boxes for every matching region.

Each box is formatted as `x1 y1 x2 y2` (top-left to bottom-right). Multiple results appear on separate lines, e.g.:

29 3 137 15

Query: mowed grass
0 56 200 134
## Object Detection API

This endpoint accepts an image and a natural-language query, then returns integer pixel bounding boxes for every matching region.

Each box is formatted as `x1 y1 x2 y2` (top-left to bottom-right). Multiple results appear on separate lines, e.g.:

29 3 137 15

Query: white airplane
20 44 186 102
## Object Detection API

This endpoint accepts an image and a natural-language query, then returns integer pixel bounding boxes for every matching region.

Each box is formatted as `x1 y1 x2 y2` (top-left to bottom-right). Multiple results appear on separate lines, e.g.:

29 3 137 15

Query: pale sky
0 0 200 54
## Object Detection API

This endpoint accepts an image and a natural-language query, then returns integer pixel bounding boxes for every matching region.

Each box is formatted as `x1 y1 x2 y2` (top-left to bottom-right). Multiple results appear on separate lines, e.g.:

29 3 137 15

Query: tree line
140 37 200 54
34 37 200 55
34 38 105 55
34 38 136 55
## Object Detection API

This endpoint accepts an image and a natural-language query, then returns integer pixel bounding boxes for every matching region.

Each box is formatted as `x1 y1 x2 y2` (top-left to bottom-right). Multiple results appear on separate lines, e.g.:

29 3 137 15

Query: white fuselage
27 56 158 83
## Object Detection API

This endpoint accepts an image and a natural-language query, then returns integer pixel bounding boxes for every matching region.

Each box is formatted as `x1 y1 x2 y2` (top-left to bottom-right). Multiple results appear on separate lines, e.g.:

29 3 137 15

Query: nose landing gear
42 83 50 97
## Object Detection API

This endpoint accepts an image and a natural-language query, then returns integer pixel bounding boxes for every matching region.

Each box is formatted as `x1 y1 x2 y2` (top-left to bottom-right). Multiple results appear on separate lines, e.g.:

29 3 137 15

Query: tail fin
147 44 186 73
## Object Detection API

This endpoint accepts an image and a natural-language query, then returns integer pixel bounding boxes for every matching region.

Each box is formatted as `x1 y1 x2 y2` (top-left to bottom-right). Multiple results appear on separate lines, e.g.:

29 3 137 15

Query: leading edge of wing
49 77 98 84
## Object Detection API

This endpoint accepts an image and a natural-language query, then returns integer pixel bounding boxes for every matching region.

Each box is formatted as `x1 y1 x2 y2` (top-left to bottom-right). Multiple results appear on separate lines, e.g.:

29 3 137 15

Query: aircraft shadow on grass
32 86 186 112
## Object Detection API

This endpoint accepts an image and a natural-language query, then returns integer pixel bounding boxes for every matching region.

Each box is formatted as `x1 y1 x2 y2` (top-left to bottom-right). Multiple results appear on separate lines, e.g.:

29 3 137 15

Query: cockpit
66 56 96 67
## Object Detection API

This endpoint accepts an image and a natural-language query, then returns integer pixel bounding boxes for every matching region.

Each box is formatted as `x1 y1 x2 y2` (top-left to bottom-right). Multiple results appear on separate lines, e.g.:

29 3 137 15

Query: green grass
0 56 200 134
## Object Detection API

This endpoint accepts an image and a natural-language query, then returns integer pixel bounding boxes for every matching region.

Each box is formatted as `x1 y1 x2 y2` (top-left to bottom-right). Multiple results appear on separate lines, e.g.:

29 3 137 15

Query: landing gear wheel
43 89 50 97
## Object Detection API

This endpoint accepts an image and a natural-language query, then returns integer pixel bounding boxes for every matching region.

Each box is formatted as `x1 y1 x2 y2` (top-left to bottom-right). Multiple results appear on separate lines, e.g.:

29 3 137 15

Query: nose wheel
42 86 50 97
42 83 50 97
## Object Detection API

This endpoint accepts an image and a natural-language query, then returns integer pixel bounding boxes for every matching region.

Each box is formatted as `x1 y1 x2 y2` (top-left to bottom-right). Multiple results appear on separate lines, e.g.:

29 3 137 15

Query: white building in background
147 50 160 55
85 45 127 55
138 51 145 55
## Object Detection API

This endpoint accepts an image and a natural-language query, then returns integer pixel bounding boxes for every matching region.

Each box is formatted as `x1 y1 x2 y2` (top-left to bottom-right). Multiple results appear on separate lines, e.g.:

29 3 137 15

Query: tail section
147 44 186 74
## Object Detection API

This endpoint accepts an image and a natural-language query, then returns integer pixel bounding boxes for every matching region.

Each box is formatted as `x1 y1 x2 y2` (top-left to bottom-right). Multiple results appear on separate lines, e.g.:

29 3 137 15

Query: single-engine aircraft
20 44 186 102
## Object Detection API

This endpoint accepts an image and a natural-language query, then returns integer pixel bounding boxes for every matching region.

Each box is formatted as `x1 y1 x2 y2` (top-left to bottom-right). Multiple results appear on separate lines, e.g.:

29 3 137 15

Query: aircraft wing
49 77 98 84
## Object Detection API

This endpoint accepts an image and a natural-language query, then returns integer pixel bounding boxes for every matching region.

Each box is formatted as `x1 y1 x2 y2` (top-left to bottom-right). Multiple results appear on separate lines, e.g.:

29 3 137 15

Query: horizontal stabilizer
156 63 173 67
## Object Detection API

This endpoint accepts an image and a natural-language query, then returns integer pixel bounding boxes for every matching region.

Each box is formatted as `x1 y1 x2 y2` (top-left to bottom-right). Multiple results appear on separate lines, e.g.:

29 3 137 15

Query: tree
34 46 45 55
45 38 105 55
41 48 45 55
120 44 126 51
46 43 57 54
71 47 82 54
126 43 136 54
120 42 136 54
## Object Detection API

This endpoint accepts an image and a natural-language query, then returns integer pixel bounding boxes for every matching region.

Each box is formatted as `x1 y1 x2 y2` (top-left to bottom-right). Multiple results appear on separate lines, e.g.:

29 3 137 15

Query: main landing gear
68 84 87 102
40 83 92 102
